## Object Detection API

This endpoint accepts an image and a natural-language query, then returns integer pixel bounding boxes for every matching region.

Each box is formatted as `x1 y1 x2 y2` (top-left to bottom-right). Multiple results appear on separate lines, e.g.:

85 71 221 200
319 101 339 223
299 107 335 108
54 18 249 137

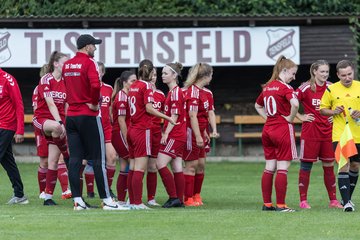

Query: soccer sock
349 170 359 199
116 171 128 201
158 167 177 199
147 171 157 201
174 172 185 203
275 169 288 206
194 173 205 195
298 169 311 202
184 174 195 201
52 136 70 159
45 169 58 196
38 166 48 193
132 171 144 205
261 169 274 204
323 165 337 201
85 172 95 194
57 163 69 192
106 166 116 189
79 164 85 195
338 172 350 204
127 170 134 204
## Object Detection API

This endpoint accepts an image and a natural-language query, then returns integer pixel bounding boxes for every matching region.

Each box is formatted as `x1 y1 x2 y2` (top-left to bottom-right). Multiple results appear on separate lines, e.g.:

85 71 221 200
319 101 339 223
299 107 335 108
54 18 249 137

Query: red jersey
62 52 100 117
0 69 24 134
152 89 165 128
128 80 154 129
185 85 209 130
203 87 215 112
100 83 113 127
34 73 67 120
164 86 186 141
32 85 38 110
256 79 297 126
112 90 130 131
296 81 332 141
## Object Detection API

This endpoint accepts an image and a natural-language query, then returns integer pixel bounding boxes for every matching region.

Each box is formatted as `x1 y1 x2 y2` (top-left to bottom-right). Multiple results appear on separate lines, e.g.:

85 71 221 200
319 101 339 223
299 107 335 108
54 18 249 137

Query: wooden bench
24 114 35 139
234 115 302 156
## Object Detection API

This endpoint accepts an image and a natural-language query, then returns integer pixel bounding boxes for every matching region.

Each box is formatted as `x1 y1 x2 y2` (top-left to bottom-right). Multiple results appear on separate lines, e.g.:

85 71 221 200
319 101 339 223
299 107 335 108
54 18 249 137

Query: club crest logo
266 29 296 61
0 32 11 64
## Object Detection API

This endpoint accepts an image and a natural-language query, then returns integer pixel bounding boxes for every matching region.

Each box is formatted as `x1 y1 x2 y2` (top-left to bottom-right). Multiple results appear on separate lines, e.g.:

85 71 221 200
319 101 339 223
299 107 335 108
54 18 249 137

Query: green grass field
1 161 360 240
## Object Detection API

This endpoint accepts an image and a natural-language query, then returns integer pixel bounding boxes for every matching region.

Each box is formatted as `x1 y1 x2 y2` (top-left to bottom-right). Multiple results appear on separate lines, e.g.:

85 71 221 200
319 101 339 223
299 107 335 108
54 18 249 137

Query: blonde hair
166 62 183 83
264 55 297 86
184 62 213 87
309 60 329 92
39 64 48 78
47 51 67 73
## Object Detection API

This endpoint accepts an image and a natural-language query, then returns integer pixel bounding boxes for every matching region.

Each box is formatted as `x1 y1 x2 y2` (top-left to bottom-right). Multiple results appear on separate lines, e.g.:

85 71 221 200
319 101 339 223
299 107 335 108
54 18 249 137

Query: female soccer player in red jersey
156 62 187 208
296 60 342 209
111 71 136 204
255 55 299 212
182 63 213 206
147 69 165 206
127 59 177 209
32 51 70 206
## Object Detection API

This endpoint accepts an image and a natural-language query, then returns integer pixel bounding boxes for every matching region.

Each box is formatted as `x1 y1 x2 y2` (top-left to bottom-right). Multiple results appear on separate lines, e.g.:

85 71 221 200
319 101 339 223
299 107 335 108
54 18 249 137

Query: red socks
184 174 195 201
127 170 134 204
85 171 95 194
132 171 144 205
299 169 311 202
57 163 69 192
275 170 288 205
194 173 204 195
261 169 274 204
38 166 48 193
116 171 128 201
158 167 177 198
174 172 185 203
323 166 337 201
147 172 157 201
106 166 116 188
45 169 58 195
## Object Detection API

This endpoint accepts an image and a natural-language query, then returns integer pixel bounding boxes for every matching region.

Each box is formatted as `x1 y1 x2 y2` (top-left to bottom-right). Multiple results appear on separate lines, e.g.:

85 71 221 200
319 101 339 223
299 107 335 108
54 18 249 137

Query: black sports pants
66 115 109 199
0 128 25 198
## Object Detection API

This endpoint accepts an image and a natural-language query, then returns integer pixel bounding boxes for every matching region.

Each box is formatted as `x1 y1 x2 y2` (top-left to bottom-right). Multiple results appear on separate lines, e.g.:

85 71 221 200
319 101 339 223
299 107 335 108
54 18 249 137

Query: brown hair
111 70 136 102
39 64 48 78
308 60 329 92
97 61 106 75
184 62 213 87
47 51 67 73
264 55 297 86
138 59 154 82
336 60 354 72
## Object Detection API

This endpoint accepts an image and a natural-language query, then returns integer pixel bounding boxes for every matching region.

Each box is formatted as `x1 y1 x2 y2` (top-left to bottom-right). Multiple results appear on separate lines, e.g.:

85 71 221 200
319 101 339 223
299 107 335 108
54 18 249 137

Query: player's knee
300 161 313 171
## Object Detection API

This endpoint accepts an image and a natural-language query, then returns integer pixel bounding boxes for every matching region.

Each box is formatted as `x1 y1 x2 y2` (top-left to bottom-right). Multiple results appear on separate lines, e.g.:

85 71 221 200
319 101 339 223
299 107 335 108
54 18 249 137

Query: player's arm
283 98 299 123
208 110 219 138
9 79 25 143
189 110 203 148
255 103 267 120
161 113 179 145
146 103 177 125
118 115 128 144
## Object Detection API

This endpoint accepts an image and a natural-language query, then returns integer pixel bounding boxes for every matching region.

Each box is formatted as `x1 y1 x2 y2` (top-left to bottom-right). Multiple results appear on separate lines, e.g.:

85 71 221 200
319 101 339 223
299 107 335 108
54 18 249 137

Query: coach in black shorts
62 34 127 210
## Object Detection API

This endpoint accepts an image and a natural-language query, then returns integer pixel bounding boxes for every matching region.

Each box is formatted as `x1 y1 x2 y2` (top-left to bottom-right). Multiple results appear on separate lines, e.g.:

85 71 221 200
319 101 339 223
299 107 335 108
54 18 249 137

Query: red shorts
151 129 161 158
159 138 186 159
183 127 206 161
299 139 335 162
111 129 129 160
34 127 48 157
204 127 210 153
262 123 297 161
103 123 112 143
127 127 152 159
33 117 55 144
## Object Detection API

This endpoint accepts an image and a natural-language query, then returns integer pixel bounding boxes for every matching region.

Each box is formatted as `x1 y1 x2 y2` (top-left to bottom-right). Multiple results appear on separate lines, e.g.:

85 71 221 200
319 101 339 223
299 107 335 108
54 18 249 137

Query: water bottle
348 107 360 126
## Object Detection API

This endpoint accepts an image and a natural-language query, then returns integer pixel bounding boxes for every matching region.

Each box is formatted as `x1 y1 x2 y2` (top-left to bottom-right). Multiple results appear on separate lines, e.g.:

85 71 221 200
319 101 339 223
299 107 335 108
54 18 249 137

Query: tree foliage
0 0 359 17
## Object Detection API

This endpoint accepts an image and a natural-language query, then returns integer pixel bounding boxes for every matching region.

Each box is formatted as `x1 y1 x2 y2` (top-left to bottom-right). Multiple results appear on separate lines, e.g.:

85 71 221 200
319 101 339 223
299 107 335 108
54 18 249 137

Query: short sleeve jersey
128 80 154 129
255 79 297 126
112 90 130 131
100 83 113 127
185 85 209 130
203 87 215 112
151 89 165 128
164 86 187 141
320 80 360 143
296 81 332 141
34 73 67 120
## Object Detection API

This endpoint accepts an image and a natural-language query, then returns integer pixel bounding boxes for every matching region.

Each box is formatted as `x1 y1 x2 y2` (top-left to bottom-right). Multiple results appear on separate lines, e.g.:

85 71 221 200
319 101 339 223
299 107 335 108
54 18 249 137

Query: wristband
58 121 64 125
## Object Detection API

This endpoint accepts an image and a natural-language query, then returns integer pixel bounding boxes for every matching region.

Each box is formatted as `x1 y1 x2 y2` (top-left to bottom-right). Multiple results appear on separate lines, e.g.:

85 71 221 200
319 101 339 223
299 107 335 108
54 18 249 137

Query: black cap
76 34 102 49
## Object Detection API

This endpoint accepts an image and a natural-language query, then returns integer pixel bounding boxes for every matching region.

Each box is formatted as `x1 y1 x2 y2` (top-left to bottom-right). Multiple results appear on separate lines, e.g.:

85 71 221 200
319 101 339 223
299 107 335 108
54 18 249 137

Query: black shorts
332 142 360 163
